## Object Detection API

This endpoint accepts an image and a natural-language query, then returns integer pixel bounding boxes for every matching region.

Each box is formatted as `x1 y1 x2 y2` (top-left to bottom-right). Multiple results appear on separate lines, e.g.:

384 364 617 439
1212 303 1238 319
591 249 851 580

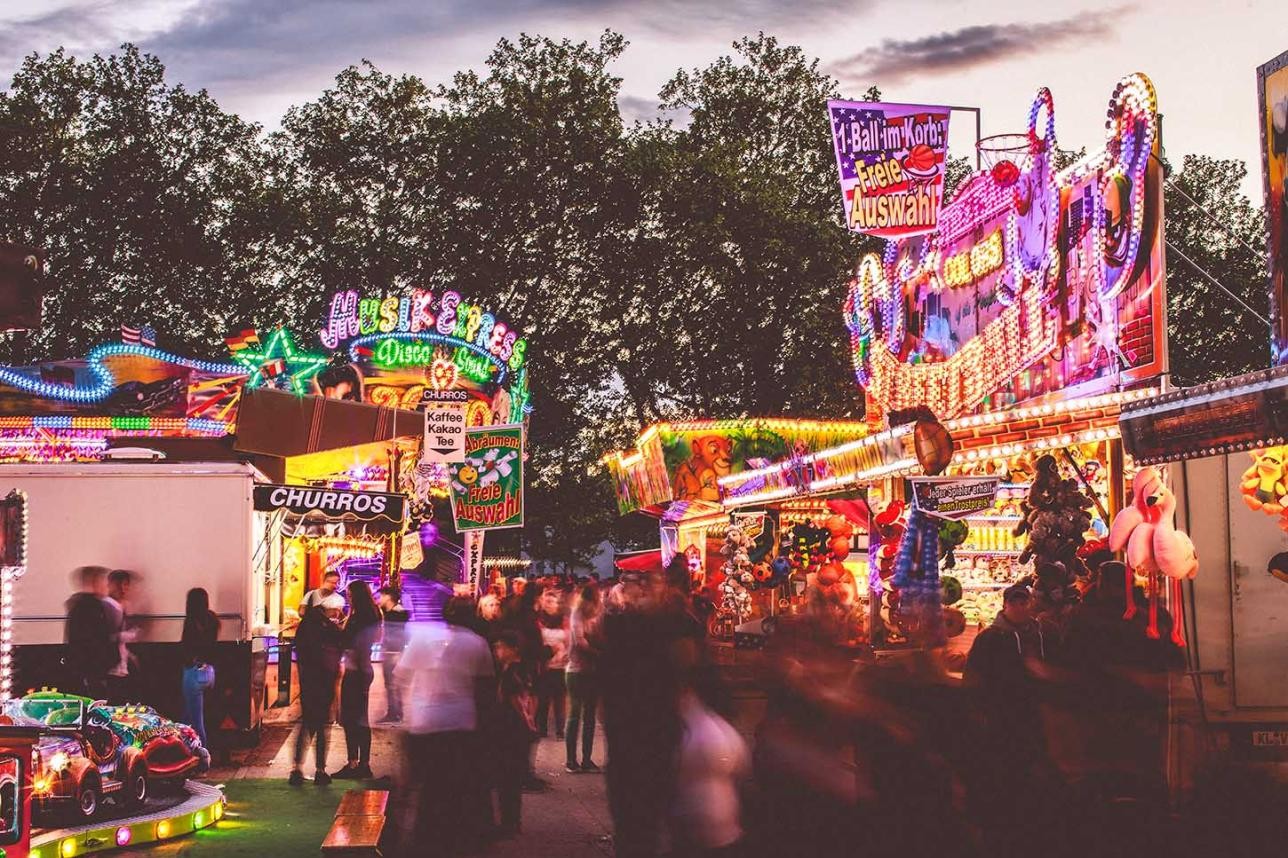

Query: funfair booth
608 74 1173 648
0 287 530 739
1119 364 1288 762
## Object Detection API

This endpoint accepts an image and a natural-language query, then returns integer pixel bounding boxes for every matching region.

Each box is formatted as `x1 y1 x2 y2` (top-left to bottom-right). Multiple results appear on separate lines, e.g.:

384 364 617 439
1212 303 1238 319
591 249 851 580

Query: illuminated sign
319 289 527 374
941 229 1004 288
844 74 1164 420
253 484 406 524
828 100 952 239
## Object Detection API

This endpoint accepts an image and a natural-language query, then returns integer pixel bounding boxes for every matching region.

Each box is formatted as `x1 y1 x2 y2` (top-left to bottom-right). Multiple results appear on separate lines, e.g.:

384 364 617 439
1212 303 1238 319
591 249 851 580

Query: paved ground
110 664 622 857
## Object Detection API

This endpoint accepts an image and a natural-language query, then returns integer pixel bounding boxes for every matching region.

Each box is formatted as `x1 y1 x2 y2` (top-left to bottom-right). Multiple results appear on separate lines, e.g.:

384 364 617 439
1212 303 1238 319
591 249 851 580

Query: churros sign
827 100 951 238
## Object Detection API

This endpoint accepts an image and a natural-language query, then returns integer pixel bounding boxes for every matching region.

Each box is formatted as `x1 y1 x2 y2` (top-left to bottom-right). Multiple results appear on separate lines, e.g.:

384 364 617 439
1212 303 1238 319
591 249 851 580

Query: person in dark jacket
501 582 547 790
64 566 115 700
964 584 1053 742
491 631 537 836
180 588 220 748
964 583 1061 854
290 605 343 786
333 580 381 779
600 569 690 858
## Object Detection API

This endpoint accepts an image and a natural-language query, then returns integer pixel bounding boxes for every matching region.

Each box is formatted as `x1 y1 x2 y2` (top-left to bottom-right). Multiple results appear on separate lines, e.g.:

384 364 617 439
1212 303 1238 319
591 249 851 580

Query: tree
616 34 877 423
1163 155 1269 386
0 45 270 360
265 61 445 332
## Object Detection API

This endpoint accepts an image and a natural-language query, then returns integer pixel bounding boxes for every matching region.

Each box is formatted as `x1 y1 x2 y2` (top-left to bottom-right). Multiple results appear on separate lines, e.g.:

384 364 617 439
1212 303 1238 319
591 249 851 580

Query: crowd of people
749 554 1207 858
63 565 220 747
364 561 749 858
64 552 1285 858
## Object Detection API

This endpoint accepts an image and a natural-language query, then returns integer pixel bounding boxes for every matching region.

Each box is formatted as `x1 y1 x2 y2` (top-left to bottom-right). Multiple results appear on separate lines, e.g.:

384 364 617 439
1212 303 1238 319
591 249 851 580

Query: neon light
844 74 1159 419
230 327 329 396
942 229 1004 288
349 333 508 384
0 344 244 404
325 289 527 372
429 356 459 391
116 826 132 846
0 490 26 700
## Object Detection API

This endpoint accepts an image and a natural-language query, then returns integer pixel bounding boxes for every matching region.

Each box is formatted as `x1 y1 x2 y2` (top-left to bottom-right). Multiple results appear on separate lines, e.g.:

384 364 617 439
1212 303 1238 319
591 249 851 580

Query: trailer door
1227 462 1288 708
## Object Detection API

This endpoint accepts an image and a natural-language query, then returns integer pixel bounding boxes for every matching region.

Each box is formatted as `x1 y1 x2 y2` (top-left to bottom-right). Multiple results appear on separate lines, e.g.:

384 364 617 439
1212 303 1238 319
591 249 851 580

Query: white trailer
1176 453 1288 762
0 462 278 735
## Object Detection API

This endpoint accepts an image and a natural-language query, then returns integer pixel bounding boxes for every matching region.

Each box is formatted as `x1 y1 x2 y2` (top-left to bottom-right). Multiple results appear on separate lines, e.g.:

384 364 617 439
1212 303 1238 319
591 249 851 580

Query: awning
233 387 424 458
614 540 724 574
1120 366 1288 464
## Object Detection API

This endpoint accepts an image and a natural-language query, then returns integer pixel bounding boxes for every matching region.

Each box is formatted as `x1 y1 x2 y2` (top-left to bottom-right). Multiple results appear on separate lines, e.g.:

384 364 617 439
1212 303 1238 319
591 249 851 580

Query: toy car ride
0 692 209 822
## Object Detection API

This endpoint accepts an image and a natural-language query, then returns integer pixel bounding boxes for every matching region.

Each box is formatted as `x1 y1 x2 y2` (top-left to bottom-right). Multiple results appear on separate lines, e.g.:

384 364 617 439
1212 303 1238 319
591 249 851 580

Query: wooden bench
321 789 389 856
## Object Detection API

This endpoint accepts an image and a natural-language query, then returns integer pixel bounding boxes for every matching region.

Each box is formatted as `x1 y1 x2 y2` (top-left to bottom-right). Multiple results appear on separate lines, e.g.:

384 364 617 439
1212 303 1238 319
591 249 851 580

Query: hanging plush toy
937 519 969 569
890 505 944 645
1240 447 1288 515
720 524 757 589
1108 466 1197 647
1014 455 1094 575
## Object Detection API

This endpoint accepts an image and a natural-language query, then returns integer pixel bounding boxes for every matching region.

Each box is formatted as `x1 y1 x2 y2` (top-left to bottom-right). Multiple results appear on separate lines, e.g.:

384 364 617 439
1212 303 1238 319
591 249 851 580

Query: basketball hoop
976 132 1037 174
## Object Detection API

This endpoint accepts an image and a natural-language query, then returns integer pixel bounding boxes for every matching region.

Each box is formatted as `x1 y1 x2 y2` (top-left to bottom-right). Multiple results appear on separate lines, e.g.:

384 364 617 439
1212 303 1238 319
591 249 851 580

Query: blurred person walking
670 674 749 858
290 605 343 786
491 630 538 836
180 587 220 748
395 597 495 854
64 566 115 701
601 565 690 858
333 580 381 780
104 570 139 703
535 587 569 740
565 583 602 772
502 581 548 791
377 587 410 725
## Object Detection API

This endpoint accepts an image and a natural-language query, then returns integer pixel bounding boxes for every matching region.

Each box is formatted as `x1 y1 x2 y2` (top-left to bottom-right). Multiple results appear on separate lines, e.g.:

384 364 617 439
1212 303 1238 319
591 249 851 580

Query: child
492 631 537 835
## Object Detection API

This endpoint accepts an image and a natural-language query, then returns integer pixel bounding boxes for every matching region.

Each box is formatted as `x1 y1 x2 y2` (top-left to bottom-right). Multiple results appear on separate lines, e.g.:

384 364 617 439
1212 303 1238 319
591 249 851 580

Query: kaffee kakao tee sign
828 100 951 238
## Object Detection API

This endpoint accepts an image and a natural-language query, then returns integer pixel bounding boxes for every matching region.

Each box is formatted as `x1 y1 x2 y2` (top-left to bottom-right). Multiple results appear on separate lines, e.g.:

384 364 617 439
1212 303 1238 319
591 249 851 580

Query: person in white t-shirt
395 597 495 852
670 685 750 857
300 570 343 619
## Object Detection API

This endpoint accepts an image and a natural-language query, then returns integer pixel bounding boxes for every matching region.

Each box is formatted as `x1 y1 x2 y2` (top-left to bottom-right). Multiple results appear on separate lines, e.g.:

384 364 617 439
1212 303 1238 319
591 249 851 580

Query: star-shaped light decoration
228 327 329 395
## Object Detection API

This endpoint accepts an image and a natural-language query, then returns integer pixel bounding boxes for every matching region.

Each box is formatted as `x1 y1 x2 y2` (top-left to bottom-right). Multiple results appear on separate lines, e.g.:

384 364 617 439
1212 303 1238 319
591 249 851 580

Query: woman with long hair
333 580 382 779
180 588 220 748
564 583 602 772
290 605 343 785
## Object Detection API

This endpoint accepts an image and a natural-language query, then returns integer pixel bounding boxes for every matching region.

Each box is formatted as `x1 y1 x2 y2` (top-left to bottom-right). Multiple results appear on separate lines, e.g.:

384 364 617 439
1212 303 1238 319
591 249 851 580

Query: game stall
606 73 1173 649
0 286 530 747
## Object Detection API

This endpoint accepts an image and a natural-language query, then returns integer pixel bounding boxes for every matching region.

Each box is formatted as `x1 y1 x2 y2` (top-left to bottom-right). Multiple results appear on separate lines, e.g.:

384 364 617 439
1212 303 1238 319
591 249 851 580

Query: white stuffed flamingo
1108 467 1195 647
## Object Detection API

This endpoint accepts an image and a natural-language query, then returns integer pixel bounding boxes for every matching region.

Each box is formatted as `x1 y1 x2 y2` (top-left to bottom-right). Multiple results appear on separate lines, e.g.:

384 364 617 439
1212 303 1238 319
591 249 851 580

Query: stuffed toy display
1239 447 1288 529
1108 466 1197 647
1014 455 1094 576
890 506 944 645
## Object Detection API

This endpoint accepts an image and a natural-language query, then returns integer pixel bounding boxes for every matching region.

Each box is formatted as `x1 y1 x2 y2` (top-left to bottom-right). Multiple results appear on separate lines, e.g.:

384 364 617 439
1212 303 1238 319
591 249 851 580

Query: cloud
829 8 1133 86
616 92 691 125
4 0 866 89
0 0 867 126
0 1 198 75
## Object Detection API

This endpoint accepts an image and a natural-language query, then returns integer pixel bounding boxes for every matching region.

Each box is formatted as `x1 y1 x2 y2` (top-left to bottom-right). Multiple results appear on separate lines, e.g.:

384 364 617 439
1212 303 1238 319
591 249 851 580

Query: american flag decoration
121 323 157 347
